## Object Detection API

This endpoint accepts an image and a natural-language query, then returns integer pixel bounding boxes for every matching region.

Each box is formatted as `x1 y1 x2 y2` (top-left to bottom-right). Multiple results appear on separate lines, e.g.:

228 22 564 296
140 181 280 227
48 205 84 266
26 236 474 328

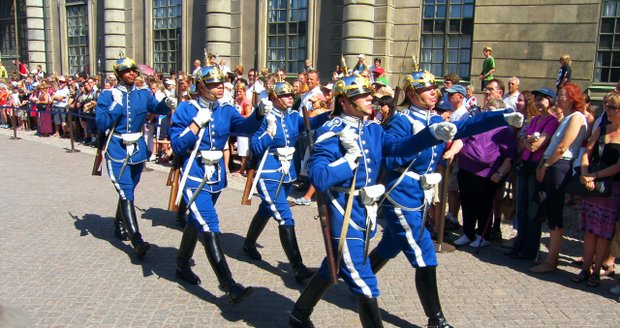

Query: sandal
570 270 590 283
586 274 600 287
601 264 615 277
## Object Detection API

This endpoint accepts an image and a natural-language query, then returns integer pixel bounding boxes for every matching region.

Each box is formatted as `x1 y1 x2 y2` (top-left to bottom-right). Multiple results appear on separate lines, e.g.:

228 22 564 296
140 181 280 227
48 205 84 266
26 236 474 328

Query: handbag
565 124 612 198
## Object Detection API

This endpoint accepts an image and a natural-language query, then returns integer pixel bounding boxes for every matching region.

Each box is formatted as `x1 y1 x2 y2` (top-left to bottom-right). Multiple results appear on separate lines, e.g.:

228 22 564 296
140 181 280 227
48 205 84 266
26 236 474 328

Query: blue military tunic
96 84 170 200
309 113 441 298
375 105 509 268
169 97 262 232
250 107 329 226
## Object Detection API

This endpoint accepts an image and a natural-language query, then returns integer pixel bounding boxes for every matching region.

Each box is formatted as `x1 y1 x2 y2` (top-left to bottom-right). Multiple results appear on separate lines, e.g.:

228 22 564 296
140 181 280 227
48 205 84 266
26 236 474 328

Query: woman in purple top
446 98 519 247
507 88 559 260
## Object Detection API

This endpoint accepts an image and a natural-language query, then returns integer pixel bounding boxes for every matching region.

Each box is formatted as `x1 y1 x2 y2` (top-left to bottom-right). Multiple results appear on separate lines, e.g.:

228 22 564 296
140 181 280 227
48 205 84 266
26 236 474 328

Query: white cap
224 82 234 90
357 54 365 59
165 79 175 86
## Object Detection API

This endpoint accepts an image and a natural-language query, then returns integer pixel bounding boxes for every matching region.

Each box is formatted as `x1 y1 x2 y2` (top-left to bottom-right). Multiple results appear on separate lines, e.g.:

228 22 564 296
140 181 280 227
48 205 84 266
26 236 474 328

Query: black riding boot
279 225 315 283
368 248 390 275
289 273 331 328
415 266 453 328
119 199 150 258
242 212 270 260
176 225 201 285
356 295 384 328
114 199 129 241
203 231 253 304
176 198 187 228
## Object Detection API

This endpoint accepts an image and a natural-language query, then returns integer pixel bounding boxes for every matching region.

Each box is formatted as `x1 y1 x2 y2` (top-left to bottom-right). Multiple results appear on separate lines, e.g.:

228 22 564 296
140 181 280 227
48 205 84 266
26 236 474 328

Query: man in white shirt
246 68 265 105
502 76 520 110
300 70 324 115
52 76 71 137
446 85 469 122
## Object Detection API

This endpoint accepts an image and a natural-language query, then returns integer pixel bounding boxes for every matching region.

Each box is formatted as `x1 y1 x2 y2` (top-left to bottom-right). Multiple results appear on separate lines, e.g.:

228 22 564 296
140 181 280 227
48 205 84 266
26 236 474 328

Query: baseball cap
532 87 556 100
436 93 454 112
373 67 385 75
445 85 466 97
357 54 365 59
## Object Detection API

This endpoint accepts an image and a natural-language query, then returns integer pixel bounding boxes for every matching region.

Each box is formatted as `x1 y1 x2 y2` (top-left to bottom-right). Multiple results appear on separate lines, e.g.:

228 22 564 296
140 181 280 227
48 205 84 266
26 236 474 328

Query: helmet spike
341 55 349 77
412 55 419 72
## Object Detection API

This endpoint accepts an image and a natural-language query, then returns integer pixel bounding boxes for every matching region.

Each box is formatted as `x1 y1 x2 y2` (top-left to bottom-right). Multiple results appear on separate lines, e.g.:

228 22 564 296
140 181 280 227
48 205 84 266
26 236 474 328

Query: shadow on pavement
70 211 300 327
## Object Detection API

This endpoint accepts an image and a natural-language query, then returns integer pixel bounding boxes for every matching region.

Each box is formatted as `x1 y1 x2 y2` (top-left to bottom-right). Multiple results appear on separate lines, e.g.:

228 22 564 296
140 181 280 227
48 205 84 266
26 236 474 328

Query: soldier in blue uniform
169 64 267 304
288 74 460 328
367 70 524 328
96 53 176 258
242 78 330 283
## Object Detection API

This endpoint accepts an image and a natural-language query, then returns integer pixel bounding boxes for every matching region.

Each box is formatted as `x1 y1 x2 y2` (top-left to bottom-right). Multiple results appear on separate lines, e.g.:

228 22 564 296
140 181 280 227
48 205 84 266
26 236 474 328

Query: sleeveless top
543 111 587 160
600 143 620 181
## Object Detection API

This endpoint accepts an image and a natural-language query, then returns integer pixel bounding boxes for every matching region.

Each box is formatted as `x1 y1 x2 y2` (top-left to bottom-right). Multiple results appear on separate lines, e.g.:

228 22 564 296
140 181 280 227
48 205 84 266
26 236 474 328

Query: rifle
167 155 183 211
302 105 338 285
240 149 258 205
91 130 106 176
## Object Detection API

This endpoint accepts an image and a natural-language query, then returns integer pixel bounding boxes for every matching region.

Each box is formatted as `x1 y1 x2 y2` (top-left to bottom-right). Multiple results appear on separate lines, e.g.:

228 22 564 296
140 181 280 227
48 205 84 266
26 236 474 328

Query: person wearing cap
507 87 559 261
242 78 330 284
479 46 496 91
169 63 270 304
446 85 468 122
288 73 461 328
366 68 523 328
352 54 368 74
96 53 177 258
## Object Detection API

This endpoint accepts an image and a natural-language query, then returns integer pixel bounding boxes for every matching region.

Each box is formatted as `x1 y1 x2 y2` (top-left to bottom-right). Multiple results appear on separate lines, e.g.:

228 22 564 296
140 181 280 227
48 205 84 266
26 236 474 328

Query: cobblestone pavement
0 129 618 328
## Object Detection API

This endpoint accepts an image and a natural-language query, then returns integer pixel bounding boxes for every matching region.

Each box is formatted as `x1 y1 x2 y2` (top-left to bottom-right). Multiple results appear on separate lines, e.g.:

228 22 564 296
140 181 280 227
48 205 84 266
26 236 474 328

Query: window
67 2 89 75
595 0 620 82
267 0 308 74
153 0 181 75
0 0 28 62
420 0 475 80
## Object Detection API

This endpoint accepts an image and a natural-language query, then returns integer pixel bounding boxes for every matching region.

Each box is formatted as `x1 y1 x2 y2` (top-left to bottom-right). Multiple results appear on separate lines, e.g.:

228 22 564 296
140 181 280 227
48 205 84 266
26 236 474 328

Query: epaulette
323 117 343 130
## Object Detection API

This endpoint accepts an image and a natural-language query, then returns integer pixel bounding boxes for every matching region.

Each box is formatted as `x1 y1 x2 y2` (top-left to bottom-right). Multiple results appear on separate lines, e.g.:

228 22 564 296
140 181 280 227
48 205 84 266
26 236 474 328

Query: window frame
594 0 620 83
152 0 182 75
420 0 475 80
66 1 89 75
266 0 308 74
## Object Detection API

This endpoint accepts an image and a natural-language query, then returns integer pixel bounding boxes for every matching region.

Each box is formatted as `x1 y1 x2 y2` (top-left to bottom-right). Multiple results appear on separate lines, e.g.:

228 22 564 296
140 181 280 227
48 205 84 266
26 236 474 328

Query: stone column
205 0 232 62
103 1 127 73
341 0 374 65
25 0 47 71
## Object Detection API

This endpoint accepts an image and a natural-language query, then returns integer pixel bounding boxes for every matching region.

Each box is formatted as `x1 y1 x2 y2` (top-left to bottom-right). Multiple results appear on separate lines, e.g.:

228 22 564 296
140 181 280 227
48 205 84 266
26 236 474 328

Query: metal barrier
2 103 165 153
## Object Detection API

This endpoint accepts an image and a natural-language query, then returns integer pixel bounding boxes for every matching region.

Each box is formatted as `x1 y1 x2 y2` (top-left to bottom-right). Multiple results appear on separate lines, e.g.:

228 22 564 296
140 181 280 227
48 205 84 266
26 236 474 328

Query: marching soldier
242 78 330 283
95 53 176 258
169 64 268 304
366 70 524 328
289 74 459 328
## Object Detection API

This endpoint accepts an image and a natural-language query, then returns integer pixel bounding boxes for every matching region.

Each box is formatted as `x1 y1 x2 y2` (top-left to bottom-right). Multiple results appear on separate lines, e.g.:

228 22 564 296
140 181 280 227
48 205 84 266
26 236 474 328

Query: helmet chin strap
408 87 433 109
344 94 369 117
270 91 289 110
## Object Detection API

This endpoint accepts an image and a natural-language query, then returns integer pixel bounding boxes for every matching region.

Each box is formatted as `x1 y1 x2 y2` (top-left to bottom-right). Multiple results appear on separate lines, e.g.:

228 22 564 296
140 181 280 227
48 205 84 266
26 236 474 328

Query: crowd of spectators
2 50 619 300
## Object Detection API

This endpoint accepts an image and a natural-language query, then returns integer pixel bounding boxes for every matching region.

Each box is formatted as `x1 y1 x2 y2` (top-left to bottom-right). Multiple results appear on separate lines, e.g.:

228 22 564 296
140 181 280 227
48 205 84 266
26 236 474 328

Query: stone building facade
1 0 617 95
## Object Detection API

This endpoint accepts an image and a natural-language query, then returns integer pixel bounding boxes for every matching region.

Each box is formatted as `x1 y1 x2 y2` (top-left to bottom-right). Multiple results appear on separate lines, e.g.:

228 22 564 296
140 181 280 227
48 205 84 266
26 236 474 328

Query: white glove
504 112 524 128
429 122 457 142
339 128 362 167
164 97 177 110
111 88 123 106
193 108 212 128
266 114 277 136
258 99 273 116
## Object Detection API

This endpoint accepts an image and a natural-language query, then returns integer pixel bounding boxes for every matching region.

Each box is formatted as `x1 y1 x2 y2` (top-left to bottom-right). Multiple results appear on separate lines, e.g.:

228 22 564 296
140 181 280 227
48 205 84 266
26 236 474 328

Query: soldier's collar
198 96 216 109
340 113 362 127
271 106 290 117
408 104 431 122
116 82 135 93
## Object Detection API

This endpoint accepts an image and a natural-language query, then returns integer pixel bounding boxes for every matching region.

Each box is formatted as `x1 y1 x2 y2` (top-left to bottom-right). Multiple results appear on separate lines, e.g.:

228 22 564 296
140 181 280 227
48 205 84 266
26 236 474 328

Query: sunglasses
606 103 620 111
